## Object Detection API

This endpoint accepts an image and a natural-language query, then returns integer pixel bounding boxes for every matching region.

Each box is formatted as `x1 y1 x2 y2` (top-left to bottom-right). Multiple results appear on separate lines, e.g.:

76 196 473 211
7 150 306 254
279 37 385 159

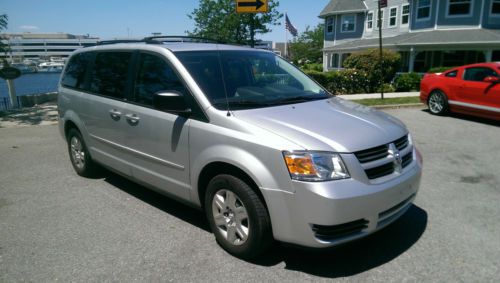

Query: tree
289 23 324 64
343 48 401 93
187 0 282 46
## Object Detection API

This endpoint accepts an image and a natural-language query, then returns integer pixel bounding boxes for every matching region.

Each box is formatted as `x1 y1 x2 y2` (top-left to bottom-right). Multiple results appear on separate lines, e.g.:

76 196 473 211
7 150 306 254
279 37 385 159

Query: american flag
285 14 298 37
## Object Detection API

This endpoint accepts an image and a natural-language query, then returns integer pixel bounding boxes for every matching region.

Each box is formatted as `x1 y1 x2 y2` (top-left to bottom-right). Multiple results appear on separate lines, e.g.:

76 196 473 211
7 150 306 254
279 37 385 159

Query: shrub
343 49 401 93
427 66 457 73
305 69 370 95
376 83 396 93
394 73 422 92
300 63 323 72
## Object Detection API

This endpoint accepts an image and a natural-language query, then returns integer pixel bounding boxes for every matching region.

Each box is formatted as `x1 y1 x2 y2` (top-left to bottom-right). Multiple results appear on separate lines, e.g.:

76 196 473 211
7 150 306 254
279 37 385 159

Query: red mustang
420 62 500 121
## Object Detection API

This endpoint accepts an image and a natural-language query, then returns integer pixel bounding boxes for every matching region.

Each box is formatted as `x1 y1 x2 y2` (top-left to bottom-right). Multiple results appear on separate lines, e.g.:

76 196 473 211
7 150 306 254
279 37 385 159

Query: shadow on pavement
421 109 499 127
103 171 211 233
102 170 427 278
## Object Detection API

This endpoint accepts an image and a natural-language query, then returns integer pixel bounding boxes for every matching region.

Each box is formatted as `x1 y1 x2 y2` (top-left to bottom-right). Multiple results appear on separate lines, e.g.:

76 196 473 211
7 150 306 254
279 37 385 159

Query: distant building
320 0 500 72
0 32 99 62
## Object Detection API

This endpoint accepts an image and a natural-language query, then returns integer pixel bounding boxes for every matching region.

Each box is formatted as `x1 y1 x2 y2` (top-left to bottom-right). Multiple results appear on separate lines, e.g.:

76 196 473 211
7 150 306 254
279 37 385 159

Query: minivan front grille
354 135 412 180
312 219 369 241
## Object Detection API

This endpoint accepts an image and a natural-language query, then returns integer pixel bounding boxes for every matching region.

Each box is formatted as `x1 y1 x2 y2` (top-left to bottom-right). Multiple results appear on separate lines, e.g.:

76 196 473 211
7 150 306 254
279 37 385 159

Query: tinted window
134 53 188 106
89 52 132 99
463 67 498 82
61 52 91 90
445 70 458 78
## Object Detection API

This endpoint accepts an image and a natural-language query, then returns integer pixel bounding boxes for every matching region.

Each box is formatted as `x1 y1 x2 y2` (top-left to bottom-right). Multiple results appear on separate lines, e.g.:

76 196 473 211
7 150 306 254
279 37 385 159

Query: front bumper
263 148 422 248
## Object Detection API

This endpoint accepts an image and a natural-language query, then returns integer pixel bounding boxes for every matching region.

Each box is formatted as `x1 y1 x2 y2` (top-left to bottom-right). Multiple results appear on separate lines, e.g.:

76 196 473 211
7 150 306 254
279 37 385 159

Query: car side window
445 70 458 78
89 52 132 99
463 67 499 82
134 53 188 107
61 52 92 90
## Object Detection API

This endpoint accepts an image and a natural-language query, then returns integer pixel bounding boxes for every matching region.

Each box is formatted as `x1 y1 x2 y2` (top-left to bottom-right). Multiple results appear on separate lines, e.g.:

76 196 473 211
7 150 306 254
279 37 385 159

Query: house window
492 0 500 16
389 7 398 27
341 14 356 32
377 9 384 29
447 0 472 17
417 0 431 20
330 54 339 68
326 17 334 34
402 4 410 25
367 12 374 30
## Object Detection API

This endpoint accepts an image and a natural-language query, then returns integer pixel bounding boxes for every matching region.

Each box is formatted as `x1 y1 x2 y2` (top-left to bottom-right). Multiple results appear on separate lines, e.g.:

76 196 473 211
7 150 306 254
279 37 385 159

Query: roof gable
319 0 367 17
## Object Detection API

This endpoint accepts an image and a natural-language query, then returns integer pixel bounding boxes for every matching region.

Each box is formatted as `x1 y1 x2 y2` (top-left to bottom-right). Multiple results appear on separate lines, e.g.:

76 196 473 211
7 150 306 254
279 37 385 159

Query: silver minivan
58 37 422 259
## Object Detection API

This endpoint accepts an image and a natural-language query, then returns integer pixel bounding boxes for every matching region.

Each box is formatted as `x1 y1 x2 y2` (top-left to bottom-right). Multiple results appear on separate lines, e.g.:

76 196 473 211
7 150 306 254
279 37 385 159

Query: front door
460 66 500 110
123 52 191 201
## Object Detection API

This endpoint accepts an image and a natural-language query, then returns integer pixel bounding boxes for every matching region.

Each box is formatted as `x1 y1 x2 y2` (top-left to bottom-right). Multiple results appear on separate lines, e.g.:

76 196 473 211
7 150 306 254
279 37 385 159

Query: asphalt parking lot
1 108 499 282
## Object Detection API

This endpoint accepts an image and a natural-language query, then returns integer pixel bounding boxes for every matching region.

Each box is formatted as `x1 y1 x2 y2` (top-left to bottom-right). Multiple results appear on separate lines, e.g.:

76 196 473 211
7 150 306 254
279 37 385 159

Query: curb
370 103 425 110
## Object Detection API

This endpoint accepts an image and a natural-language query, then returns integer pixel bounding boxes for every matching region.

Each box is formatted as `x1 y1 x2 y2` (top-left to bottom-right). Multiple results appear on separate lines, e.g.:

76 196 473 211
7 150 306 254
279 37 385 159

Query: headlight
283 151 350 182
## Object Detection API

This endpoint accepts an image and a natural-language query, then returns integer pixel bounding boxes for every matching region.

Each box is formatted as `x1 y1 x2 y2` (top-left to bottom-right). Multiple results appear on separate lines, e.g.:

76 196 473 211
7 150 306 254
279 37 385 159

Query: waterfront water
0 73 60 97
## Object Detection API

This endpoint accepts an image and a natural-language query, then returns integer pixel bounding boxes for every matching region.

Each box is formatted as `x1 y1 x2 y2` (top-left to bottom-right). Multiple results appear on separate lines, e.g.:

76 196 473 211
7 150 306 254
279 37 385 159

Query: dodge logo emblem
389 143 403 173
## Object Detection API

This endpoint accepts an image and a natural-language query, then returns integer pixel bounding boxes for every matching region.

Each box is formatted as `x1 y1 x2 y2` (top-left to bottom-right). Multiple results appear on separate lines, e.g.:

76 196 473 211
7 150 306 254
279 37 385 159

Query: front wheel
428 90 449 115
67 128 98 177
205 174 273 259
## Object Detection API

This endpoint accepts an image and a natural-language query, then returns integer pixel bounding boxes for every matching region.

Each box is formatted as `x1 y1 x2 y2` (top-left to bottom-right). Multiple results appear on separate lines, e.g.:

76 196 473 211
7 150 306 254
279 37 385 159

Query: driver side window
134 53 188 106
463 67 498 82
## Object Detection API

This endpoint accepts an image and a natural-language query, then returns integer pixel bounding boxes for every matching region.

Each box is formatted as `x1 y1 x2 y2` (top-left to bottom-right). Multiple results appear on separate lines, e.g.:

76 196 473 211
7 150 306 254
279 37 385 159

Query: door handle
109 109 122 120
125 114 140 125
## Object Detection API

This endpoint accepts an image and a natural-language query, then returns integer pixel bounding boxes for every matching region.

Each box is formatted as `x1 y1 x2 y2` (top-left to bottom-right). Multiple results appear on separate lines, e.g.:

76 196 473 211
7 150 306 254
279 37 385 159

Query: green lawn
352 96 421 106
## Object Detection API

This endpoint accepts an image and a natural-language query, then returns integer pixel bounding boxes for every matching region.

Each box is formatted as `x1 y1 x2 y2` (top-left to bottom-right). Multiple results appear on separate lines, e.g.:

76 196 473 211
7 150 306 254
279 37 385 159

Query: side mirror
483 76 499 83
153 91 192 116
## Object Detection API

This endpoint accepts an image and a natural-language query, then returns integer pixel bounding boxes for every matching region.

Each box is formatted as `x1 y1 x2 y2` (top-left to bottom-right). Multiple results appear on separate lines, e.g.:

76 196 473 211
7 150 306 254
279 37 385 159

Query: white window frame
401 4 410 26
446 0 473 18
416 0 432 21
366 11 374 30
389 6 398 27
491 0 500 17
377 9 385 29
340 14 357 33
326 17 334 34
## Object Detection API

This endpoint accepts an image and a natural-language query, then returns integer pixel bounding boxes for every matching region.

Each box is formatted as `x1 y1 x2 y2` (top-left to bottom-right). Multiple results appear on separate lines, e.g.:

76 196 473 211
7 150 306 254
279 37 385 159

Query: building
0 32 99 63
320 0 500 72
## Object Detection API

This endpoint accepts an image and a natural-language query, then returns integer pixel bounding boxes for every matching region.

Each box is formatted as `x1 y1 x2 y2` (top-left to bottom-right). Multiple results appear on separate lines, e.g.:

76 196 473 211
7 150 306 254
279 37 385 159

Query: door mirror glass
483 76 499 83
153 91 191 116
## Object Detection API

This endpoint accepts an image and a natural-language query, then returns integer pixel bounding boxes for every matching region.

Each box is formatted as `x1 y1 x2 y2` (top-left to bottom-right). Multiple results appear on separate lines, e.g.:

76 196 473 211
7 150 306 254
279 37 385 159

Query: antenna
215 44 231 117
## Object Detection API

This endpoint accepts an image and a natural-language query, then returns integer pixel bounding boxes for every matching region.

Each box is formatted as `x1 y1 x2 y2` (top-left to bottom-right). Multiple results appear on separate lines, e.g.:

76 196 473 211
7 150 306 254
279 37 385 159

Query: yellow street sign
236 0 268 13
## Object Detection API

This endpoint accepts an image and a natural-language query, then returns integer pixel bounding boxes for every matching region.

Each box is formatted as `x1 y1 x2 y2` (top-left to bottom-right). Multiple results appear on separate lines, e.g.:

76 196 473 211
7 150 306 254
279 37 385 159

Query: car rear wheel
428 90 449 115
205 174 273 259
67 128 98 177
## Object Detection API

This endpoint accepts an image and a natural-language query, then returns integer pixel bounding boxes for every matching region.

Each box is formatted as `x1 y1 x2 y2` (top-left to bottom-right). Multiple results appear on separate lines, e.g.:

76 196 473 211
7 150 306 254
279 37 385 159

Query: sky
1 0 326 41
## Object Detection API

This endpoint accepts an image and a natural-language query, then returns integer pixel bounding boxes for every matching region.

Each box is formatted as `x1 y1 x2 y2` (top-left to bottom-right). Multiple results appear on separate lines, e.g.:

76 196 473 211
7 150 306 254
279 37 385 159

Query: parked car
58 37 422 259
420 62 500 120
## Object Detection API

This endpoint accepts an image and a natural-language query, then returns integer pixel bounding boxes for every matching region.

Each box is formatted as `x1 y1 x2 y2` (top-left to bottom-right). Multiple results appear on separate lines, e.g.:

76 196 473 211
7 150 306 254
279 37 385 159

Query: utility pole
378 0 386 99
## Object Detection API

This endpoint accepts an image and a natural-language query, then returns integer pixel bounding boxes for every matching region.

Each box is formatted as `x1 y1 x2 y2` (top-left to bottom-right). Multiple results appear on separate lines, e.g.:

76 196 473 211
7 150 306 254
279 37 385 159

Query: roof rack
96 36 225 46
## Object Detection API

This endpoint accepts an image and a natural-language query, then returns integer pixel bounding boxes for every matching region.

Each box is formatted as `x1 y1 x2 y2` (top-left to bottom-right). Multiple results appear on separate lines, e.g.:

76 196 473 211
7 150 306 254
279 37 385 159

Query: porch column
323 52 329 72
408 48 416 73
484 50 493 62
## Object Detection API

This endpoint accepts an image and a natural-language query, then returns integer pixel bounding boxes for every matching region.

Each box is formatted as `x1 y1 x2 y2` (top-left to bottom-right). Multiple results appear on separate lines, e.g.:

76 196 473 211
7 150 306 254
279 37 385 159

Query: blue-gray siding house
320 0 500 72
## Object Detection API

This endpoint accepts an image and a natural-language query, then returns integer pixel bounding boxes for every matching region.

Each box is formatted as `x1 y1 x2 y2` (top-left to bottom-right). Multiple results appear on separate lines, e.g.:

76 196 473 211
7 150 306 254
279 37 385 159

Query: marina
0 73 60 97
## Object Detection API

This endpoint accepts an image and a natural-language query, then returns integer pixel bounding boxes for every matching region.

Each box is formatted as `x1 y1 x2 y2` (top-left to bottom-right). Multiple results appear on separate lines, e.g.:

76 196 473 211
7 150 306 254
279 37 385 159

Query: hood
233 97 408 153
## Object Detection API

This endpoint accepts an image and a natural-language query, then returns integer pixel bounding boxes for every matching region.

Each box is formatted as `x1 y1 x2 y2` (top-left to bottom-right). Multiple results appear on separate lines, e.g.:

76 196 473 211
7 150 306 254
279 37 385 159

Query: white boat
37 62 64 73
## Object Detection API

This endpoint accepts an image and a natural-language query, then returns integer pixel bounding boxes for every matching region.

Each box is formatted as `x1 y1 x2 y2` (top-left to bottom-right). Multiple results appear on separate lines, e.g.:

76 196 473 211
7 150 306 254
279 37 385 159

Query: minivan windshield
175 51 330 110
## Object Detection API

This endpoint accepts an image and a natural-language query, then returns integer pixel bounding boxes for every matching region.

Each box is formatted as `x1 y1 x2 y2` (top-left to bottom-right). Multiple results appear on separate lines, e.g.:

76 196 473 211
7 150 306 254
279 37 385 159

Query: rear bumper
263 148 423 248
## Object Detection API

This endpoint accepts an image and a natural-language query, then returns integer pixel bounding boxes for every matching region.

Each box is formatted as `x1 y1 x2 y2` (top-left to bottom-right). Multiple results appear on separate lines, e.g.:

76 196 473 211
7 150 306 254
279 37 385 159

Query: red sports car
420 62 500 121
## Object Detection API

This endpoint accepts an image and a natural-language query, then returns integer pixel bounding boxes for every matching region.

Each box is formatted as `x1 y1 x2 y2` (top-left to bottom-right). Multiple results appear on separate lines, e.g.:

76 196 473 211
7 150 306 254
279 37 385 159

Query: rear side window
61 52 91 90
445 70 458 78
134 53 188 106
89 52 132 99
463 67 498 82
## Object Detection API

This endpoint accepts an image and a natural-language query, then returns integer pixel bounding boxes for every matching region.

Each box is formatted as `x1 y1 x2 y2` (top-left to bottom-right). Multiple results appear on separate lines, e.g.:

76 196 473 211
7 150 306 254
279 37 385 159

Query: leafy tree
289 23 323 64
188 0 282 46
343 48 401 93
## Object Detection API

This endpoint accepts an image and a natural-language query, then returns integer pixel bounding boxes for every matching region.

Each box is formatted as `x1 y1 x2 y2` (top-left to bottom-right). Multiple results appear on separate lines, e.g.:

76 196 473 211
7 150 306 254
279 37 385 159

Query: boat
37 62 64 73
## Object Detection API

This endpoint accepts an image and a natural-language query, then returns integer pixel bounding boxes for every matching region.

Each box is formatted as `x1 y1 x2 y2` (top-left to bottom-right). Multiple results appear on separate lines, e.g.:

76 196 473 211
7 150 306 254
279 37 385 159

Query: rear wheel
67 128 98 177
428 90 449 115
205 174 273 259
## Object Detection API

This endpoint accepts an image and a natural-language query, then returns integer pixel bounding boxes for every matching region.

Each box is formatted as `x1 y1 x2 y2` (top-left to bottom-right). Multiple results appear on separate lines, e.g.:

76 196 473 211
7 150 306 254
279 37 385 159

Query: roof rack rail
143 36 223 44
97 39 152 45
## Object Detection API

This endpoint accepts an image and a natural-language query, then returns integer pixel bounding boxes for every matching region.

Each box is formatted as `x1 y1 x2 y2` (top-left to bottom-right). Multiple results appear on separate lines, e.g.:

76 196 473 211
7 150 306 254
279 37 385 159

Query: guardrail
0 92 58 112
0 97 23 111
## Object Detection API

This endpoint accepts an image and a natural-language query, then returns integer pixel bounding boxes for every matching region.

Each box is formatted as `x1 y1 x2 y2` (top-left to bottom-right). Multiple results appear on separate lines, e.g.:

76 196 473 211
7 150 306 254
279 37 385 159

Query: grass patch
352 96 421 106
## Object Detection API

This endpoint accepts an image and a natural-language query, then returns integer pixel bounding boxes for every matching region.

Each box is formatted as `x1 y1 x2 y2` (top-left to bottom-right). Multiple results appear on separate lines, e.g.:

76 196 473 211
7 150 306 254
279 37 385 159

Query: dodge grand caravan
58 37 422 259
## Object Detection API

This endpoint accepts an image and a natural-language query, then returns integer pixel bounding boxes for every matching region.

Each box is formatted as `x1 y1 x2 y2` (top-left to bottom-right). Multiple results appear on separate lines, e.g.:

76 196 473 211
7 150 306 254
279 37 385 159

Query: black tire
205 174 273 259
67 128 98 177
428 90 449 115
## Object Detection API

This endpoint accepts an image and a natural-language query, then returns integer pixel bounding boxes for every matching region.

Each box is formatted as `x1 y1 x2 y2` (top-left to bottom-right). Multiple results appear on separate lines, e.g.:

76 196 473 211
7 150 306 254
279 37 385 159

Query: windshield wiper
269 95 326 105
212 100 271 109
